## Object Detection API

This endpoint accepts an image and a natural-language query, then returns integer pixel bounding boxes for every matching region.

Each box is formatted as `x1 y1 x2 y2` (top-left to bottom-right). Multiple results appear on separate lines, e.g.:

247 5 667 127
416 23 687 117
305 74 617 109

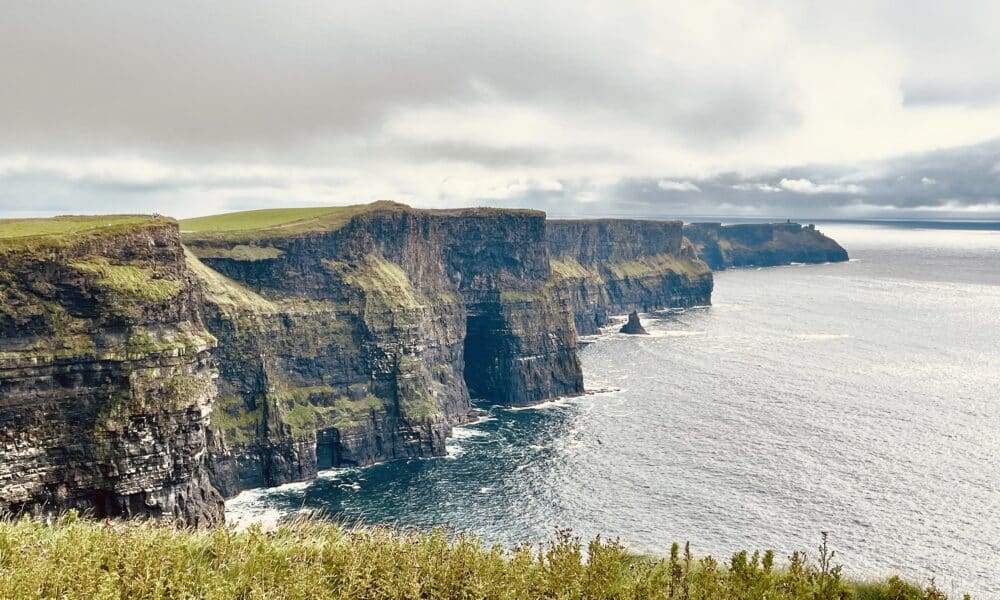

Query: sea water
228 222 1000 597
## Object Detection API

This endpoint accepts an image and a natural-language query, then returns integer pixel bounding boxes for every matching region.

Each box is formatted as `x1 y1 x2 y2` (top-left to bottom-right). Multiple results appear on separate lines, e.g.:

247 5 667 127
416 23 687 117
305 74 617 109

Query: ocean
228 222 1000 597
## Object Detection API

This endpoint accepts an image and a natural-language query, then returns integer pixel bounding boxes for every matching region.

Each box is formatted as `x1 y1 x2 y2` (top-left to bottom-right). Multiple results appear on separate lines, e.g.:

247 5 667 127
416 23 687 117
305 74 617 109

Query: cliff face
0 218 223 525
182 204 583 497
0 206 852 514
546 220 713 335
684 222 849 270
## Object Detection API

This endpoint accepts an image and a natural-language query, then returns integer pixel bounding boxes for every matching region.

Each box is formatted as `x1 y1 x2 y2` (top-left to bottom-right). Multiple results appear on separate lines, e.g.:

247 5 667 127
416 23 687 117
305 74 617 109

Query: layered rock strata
0 217 224 524
0 206 850 514
545 219 714 335
182 203 583 497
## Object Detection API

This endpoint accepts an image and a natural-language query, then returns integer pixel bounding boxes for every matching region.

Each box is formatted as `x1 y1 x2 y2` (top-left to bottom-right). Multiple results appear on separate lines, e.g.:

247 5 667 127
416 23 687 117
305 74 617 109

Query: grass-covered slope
0 515 962 600
180 201 409 244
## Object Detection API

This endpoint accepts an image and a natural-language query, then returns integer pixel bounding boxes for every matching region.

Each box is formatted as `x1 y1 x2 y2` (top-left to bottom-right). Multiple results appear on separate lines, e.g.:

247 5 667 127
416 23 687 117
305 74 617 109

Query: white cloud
921 176 937 185
657 180 702 192
2 2 1000 218
779 178 866 195
732 182 783 193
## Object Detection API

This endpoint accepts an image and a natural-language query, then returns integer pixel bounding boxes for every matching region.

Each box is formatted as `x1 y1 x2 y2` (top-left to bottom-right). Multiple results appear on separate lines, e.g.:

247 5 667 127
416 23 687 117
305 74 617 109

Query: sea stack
620 311 649 335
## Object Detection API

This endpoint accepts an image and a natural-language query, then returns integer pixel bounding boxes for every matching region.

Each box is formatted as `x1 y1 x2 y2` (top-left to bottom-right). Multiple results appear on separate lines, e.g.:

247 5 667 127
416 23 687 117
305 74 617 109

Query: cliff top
180 201 406 243
0 214 174 250
548 217 683 226
180 201 544 244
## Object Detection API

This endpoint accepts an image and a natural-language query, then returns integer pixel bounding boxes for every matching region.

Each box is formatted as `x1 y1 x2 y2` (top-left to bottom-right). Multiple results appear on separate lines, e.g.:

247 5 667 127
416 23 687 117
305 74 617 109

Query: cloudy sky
2 0 1000 220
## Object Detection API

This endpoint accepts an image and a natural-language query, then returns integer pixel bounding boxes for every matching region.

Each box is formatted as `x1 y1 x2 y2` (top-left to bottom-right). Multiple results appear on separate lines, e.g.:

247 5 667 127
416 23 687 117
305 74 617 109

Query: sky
2 1 1000 220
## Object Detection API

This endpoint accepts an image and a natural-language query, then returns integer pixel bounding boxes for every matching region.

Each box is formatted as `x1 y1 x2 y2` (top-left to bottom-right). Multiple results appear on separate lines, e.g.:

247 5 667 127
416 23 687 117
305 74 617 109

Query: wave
793 333 852 341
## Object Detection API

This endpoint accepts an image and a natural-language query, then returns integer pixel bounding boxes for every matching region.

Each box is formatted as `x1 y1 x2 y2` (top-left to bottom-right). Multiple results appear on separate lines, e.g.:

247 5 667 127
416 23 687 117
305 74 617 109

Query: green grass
0 215 173 254
605 253 711 280
210 396 261 446
71 257 182 302
549 256 601 282
271 387 386 435
324 254 421 310
0 515 965 600
0 215 156 240
184 250 277 314
180 201 408 243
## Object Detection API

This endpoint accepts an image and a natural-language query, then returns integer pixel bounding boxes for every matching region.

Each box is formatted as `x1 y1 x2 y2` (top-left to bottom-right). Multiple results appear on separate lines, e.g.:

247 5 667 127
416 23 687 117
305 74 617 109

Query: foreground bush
0 513 964 599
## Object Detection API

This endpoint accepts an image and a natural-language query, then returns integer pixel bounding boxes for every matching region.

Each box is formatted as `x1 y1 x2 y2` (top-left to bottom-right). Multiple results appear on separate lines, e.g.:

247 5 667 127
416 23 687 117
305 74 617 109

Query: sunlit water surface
228 223 1000 597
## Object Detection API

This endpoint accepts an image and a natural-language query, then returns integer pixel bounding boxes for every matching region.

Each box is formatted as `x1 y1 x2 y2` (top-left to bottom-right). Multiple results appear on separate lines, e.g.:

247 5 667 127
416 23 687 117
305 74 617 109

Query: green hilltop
179 201 409 244
0 215 170 250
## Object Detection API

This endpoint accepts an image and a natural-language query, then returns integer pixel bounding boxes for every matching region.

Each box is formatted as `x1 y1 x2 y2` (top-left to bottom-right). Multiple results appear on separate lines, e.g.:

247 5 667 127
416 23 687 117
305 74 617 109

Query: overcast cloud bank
1 1 998 219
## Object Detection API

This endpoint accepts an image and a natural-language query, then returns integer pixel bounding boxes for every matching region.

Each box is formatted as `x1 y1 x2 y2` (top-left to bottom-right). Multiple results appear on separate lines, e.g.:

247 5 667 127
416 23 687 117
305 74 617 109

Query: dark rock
683 222 849 270
185 204 584 498
545 219 714 335
619 312 648 335
1 204 853 517
0 218 225 525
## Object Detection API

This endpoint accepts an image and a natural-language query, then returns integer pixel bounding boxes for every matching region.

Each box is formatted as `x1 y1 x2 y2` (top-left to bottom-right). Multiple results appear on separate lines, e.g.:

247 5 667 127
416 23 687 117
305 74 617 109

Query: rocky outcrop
0 217 224 525
684 222 849 270
546 219 713 335
182 203 583 497
619 312 648 335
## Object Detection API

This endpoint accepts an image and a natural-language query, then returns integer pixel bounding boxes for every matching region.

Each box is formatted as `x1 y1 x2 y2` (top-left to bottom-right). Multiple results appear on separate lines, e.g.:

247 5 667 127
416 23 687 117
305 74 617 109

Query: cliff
0 206 852 515
684 222 849 270
546 219 713 334
181 203 582 497
0 216 223 525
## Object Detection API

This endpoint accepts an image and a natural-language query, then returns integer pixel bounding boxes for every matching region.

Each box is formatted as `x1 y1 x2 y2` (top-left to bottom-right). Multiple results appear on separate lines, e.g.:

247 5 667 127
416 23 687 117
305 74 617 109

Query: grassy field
0 215 164 251
0 514 963 600
180 202 407 243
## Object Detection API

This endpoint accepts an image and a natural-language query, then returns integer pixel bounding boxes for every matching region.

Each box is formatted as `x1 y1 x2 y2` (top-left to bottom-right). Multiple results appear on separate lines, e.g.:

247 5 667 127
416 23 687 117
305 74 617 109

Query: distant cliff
684 222 848 270
0 217 223 525
546 219 713 334
182 203 582 497
0 205 851 517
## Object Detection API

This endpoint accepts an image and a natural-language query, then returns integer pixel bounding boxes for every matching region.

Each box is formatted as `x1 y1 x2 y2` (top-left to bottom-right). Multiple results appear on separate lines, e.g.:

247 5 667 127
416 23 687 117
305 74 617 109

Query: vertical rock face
545 219 714 335
0 218 224 525
182 203 583 497
684 222 849 270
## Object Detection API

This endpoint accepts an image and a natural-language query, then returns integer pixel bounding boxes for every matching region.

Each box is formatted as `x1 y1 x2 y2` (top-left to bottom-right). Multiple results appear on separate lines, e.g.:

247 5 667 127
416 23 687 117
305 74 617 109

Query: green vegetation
180 201 408 244
271 387 385 435
0 215 164 250
210 396 261 446
499 289 543 303
399 389 442 420
0 515 963 600
549 256 601 282
325 254 421 310
605 253 711 280
191 244 285 261
184 250 277 314
71 257 182 302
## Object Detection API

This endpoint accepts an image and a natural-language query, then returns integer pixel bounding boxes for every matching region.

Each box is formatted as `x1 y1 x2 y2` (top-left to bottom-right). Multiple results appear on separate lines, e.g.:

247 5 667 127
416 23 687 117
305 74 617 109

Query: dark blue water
229 223 1000 597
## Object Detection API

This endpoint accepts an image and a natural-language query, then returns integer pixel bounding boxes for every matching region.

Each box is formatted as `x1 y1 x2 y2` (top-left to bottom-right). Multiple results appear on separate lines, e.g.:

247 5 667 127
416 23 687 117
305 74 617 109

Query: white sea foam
794 333 851 341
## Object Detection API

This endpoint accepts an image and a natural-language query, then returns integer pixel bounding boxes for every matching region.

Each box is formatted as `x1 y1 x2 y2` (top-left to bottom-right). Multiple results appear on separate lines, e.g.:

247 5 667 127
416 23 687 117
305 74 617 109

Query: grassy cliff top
0 215 171 249
180 201 409 243
181 201 545 245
